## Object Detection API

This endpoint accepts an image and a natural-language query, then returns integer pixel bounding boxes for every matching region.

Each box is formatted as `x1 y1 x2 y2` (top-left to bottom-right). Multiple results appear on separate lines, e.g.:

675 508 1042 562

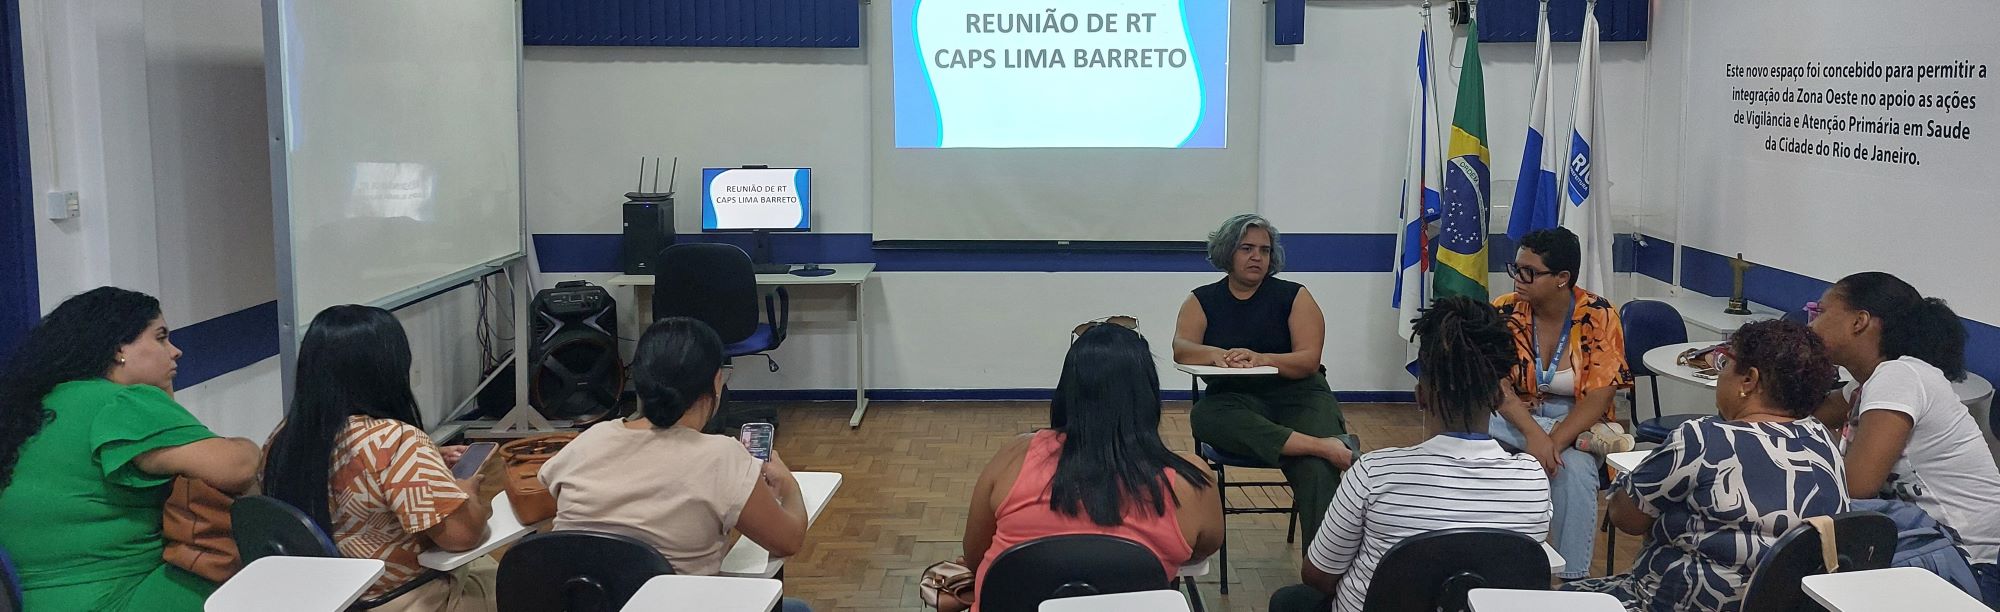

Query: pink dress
973 430 1194 611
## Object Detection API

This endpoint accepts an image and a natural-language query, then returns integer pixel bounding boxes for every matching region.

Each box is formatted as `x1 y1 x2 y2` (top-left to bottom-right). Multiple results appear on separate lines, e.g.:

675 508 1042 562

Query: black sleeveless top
1192 277 1301 355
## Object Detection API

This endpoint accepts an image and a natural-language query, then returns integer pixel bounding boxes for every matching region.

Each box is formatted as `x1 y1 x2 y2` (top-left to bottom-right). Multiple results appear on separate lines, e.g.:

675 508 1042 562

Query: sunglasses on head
1072 315 1139 339
1803 301 1825 323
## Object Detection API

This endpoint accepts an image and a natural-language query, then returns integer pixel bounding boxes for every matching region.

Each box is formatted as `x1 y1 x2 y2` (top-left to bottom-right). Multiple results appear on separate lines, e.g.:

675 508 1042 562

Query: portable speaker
620 193 675 275
529 281 624 423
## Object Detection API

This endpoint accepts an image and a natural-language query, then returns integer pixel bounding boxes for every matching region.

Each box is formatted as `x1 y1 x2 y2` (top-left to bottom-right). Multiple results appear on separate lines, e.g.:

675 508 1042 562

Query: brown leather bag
498 433 578 524
161 476 241 582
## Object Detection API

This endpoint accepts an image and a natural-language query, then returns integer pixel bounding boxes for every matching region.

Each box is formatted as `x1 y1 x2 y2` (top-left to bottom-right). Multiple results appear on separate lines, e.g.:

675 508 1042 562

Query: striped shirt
1306 435 1553 612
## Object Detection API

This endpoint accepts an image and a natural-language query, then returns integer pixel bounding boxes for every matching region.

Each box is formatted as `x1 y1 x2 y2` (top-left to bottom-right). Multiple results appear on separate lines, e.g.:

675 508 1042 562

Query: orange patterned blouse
1493 286 1635 421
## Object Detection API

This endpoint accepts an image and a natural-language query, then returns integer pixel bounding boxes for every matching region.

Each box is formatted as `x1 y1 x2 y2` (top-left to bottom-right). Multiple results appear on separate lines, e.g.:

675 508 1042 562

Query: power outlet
44 191 78 220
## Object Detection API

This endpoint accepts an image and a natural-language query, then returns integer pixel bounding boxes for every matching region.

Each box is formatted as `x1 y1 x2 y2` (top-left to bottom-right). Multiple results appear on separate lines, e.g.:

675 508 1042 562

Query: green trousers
1189 373 1348 541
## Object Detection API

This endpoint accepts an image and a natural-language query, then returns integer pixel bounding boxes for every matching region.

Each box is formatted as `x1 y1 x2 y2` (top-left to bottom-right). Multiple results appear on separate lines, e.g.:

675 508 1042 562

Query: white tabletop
607 263 875 287
1648 293 1783 335
621 575 785 612
1644 342 1992 410
1608 450 1650 474
1039 590 1193 612
719 471 844 578
1802 567 1989 612
206 556 386 612
1467 588 1625 612
418 493 544 570
1542 542 1564 571
1173 363 1280 377
1176 557 1210 577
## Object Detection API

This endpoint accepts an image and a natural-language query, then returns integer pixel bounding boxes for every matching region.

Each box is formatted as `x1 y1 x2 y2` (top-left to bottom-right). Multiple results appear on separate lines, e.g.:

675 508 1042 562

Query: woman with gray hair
1173 213 1353 540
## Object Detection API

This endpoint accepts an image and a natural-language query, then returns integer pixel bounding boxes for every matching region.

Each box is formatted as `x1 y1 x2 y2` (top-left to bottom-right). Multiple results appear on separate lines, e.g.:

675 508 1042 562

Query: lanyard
1531 295 1578 390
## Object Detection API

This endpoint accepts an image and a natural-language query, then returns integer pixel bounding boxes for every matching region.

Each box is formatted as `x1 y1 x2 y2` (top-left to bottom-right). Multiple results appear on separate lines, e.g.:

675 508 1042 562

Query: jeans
778 597 813 612
1974 563 2000 609
1488 395 1600 579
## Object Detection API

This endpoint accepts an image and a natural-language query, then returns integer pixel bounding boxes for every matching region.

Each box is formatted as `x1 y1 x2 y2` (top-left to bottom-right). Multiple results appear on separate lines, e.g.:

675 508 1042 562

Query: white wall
523 1 1655 394
24 0 498 439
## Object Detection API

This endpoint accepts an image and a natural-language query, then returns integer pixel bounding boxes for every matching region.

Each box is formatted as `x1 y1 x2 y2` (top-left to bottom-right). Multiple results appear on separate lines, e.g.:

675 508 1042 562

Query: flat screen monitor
701 167 812 232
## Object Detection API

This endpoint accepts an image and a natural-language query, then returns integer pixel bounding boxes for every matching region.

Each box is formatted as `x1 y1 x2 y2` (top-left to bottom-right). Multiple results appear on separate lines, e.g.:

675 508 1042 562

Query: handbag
497 432 578 524
919 557 974 612
161 476 241 582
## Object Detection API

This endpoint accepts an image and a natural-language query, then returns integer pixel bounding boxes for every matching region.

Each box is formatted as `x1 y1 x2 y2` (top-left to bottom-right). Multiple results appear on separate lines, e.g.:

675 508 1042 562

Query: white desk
1467 589 1624 612
622 575 784 612
1174 363 1281 378
1176 557 1210 577
1643 341 1993 411
418 493 545 570
608 263 876 427
719 471 843 578
1802 567 1989 612
1542 542 1564 572
1649 293 1783 336
1039 590 1193 612
206 557 386 612
1608 450 1649 475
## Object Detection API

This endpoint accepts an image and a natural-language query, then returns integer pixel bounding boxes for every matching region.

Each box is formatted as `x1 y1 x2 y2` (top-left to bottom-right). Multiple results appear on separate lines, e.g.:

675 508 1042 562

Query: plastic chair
977 534 1170 612
496 531 678 612
1738 511 1896 612
1620 300 1699 445
1358 528 1553 612
229 495 443 609
0 545 21 612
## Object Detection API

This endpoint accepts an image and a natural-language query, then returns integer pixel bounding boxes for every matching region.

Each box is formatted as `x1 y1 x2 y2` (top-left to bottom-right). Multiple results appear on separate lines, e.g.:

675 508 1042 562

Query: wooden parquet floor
762 400 1645 612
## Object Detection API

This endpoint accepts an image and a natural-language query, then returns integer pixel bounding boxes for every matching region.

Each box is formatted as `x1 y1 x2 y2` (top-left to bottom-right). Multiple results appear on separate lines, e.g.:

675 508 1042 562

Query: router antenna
667 157 679 195
636 157 647 193
652 157 661 193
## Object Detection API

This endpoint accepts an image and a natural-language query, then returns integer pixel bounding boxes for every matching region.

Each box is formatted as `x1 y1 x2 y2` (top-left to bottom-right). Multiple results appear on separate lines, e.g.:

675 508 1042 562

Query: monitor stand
748 230 791 275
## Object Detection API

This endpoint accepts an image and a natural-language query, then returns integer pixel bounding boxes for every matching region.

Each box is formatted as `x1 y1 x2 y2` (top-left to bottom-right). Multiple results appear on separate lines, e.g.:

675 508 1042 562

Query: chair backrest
495 530 677 612
0 545 21 612
1738 511 1897 612
977 534 1170 612
229 495 340 564
653 243 758 343
1359 528 1552 612
1782 308 1810 325
1619 300 1689 377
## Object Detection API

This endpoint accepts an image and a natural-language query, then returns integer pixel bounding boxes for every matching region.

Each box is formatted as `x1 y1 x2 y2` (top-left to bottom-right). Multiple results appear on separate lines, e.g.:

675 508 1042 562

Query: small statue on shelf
1726 253 1753 315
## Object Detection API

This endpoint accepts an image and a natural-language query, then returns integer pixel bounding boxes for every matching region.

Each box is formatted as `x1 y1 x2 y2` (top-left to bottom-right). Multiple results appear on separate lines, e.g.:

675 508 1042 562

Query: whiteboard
263 0 523 334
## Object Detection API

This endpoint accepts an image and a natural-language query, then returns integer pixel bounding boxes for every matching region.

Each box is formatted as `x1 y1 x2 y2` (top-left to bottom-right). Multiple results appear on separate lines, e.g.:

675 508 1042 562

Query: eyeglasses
1072 315 1139 340
1803 301 1825 323
1505 262 1553 284
1711 345 1736 372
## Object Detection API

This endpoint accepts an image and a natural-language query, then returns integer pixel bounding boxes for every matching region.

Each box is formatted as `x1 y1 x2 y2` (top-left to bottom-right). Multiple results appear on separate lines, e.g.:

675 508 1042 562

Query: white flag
1561 1 1614 300
1394 12 1443 343
1506 0 1561 241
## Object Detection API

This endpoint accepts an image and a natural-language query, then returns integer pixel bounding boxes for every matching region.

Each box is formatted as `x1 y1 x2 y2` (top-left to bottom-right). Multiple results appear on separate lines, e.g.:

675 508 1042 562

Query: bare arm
736 455 808 558
963 435 1034 572
1302 562 1343 596
1257 288 1327 379
422 474 493 552
1172 295 1229 367
1607 489 1653 536
1843 410 1914 498
1813 388 1853 431
1174 454 1224 562
132 437 263 494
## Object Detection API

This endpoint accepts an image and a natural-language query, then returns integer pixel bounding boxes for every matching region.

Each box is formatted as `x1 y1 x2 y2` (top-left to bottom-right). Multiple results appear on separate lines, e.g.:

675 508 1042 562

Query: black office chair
230 495 444 610
496 531 678 612
1621 300 1699 445
0 545 21 612
976 534 1170 612
1738 511 1896 612
1358 528 1552 612
654 243 791 430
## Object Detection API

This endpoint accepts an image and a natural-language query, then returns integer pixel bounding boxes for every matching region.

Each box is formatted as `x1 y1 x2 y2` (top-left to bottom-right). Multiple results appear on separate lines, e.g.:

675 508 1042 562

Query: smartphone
451 442 499 480
738 422 774 461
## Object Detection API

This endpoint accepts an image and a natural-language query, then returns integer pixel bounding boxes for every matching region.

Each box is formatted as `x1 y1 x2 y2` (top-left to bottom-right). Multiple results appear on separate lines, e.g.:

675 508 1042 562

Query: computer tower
620 193 674 275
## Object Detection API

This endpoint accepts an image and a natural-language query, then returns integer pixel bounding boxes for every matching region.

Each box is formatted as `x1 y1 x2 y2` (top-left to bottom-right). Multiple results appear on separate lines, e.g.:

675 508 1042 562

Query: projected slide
892 0 1229 149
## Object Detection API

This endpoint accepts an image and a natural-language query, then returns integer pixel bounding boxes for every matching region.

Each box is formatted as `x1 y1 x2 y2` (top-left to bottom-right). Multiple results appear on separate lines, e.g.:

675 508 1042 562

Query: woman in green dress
0 287 263 611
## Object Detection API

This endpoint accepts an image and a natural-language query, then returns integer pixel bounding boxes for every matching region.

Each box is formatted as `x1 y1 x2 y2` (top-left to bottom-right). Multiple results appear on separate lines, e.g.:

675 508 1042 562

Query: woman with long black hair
262 305 494 612
962 322 1224 612
0 287 262 611
1809 271 2000 606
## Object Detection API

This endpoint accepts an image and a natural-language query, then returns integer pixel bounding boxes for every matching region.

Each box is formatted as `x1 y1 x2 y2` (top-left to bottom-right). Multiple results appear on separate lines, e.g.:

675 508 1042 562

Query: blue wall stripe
172 301 279 390
523 0 861 48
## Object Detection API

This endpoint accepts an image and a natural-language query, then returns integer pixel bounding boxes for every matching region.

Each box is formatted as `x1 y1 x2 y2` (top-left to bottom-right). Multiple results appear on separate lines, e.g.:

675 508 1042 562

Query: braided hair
1413 296 1528 431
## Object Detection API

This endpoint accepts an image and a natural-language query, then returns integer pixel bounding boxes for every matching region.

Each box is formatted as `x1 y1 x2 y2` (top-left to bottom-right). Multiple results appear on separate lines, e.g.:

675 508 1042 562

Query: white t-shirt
1306 435 1553 612
1849 356 2000 563
540 422 764 575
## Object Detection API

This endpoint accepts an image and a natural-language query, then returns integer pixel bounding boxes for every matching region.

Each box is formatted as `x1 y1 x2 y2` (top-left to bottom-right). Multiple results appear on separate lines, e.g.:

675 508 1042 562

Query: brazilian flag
1434 22 1490 302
